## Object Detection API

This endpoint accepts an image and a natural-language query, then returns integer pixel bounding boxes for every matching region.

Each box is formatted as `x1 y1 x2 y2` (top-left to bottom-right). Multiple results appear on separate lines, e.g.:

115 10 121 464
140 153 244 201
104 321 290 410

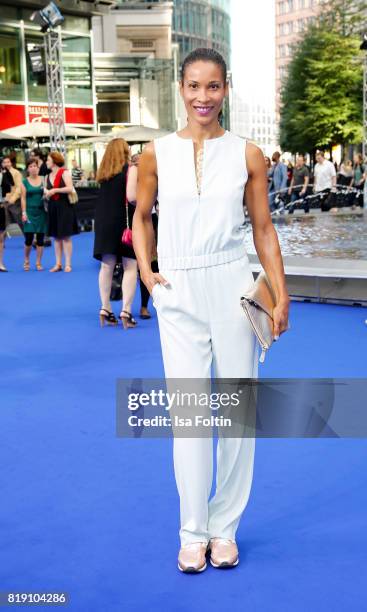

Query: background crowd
0 150 78 273
1 138 365 326
266 150 366 214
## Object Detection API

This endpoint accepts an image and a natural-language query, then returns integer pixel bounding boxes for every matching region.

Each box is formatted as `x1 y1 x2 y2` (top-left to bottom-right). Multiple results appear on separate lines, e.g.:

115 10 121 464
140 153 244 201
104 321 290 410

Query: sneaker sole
178 561 207 573
210 557 239 568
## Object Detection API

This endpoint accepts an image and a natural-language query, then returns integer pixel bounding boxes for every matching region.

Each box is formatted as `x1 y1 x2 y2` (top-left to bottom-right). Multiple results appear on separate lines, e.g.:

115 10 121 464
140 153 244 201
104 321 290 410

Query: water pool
244 212 367 260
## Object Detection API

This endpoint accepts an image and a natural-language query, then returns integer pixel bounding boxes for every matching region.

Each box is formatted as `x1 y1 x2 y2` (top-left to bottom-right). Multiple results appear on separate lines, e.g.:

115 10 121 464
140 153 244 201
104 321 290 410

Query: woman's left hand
272 299 290 340
45 188 56 198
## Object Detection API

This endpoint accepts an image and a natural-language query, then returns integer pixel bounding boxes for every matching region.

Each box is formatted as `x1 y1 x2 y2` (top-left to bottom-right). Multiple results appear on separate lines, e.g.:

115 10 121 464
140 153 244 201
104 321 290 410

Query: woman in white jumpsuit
133 48 290 573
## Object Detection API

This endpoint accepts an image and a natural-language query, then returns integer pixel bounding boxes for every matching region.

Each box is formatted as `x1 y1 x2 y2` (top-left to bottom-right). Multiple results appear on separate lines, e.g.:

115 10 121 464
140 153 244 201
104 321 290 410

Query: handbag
121 165 133 247
240 270 277 363
68 185 79 205
49 168 78 204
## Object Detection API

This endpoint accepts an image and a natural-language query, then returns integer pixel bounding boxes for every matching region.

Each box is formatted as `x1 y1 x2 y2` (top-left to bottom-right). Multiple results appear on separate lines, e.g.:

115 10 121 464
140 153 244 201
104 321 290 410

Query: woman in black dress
44 152 79 272
93 138 138 328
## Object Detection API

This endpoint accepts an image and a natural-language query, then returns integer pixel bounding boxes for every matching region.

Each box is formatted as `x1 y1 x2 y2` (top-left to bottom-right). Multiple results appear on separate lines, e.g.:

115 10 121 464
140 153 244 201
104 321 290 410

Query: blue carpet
0 233 366 611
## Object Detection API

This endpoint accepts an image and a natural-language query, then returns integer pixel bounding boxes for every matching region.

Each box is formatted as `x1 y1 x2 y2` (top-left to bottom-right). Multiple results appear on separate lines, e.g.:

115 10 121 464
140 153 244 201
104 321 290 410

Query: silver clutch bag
240 271 277 363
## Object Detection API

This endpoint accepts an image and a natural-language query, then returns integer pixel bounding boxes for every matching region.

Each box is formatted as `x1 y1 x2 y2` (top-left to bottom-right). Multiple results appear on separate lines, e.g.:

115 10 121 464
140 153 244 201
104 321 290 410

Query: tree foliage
279 0 365 154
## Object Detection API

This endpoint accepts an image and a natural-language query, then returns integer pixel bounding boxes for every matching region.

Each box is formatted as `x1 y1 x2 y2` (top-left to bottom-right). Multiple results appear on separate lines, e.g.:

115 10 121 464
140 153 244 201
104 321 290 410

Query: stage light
27 44 45 74
30 2 64 33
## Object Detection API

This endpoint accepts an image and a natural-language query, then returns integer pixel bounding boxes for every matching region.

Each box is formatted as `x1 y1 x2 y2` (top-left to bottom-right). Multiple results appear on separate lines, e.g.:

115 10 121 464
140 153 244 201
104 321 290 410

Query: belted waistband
157 244 248 270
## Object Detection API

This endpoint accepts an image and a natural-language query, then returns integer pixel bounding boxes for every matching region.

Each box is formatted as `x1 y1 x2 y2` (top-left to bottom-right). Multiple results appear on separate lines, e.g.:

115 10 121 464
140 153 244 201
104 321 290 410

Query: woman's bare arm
20 182 27 217
126 163 138 203
56 169 73 194
46 169 73 197
132 142 167 293
245 142 290 338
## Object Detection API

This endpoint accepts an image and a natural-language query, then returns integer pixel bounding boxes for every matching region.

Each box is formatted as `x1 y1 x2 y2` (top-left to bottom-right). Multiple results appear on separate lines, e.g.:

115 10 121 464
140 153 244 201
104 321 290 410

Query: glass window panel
25 31 47 103
2 7 18 19
182 10 187 34
97 100 130 124
20 9 36 22
62 34 92 105
0 27 23 101
62 16 90 33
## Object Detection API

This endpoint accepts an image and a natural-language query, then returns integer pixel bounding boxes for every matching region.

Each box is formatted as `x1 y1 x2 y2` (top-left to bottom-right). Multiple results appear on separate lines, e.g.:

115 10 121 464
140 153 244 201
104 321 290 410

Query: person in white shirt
313 151 337 211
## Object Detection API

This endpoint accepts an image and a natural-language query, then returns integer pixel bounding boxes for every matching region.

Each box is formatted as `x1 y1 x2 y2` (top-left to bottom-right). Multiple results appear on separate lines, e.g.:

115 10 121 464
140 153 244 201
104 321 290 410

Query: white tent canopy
66 125 172 146
0 123 98 140
0 131 20 140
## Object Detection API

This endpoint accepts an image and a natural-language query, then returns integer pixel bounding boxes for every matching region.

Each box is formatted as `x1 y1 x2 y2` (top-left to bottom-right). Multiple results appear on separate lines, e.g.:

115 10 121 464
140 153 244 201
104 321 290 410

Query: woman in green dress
20 159 48 271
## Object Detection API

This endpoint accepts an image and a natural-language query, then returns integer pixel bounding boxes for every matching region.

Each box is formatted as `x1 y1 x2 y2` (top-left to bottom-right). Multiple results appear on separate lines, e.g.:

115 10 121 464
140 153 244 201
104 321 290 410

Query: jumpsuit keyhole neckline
194 144 204 195
174 131 229 197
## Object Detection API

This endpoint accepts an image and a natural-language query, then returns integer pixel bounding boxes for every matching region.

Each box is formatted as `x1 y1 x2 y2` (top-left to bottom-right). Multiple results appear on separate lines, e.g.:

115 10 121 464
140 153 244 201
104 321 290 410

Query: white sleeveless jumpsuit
152 130 259 546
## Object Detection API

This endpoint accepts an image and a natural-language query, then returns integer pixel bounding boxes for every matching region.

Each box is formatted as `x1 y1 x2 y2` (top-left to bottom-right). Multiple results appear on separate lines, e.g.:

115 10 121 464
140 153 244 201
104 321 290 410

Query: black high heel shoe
139 307 151 320
99 309 118 327
119 310 138 329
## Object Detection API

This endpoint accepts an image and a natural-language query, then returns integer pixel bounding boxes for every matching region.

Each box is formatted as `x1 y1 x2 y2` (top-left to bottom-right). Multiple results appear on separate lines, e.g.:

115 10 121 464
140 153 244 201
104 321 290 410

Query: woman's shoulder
150 132 177 150
227 131 256 157
154 131 176 142
226 130 245 141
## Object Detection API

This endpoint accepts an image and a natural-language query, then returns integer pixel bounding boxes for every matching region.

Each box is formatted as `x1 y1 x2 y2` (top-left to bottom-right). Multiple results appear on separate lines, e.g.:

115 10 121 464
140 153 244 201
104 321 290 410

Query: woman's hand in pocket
142 272 169 296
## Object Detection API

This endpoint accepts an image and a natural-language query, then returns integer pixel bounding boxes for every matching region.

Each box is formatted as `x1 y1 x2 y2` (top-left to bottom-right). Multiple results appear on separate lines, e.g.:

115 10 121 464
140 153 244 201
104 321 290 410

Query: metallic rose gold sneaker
209 538 239 568
178 542 209 573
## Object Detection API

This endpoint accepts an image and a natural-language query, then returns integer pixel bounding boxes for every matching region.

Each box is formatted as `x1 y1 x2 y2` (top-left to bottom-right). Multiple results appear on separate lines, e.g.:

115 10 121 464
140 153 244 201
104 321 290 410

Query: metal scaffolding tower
44 29 66 154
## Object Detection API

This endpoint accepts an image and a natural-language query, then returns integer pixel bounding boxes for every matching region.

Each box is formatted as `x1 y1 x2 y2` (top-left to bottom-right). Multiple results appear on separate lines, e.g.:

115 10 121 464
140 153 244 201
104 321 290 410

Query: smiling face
179 60 228 126
27 161 39 178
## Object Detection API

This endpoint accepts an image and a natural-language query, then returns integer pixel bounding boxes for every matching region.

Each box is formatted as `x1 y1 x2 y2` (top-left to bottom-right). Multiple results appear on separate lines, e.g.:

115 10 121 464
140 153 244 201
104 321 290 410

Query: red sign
0 103 94 131
65 107 94 125
0 104 26 131
28 105 49 123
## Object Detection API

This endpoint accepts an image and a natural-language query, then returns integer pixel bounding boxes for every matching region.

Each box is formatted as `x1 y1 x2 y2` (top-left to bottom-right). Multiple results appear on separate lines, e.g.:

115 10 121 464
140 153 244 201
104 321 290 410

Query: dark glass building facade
114 0 232 127
172 0 231 65
0 2 113 131
115 0 231 65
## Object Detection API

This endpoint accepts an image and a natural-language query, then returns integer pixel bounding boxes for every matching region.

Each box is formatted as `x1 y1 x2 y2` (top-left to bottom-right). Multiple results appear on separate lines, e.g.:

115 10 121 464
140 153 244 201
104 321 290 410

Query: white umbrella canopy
111 125 172 142
0 123 98 139
0 131 20 140
67 125 172 147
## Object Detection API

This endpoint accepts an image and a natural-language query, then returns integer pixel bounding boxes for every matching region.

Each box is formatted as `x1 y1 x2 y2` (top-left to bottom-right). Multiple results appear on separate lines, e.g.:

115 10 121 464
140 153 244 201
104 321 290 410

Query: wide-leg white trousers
152 254 259 546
